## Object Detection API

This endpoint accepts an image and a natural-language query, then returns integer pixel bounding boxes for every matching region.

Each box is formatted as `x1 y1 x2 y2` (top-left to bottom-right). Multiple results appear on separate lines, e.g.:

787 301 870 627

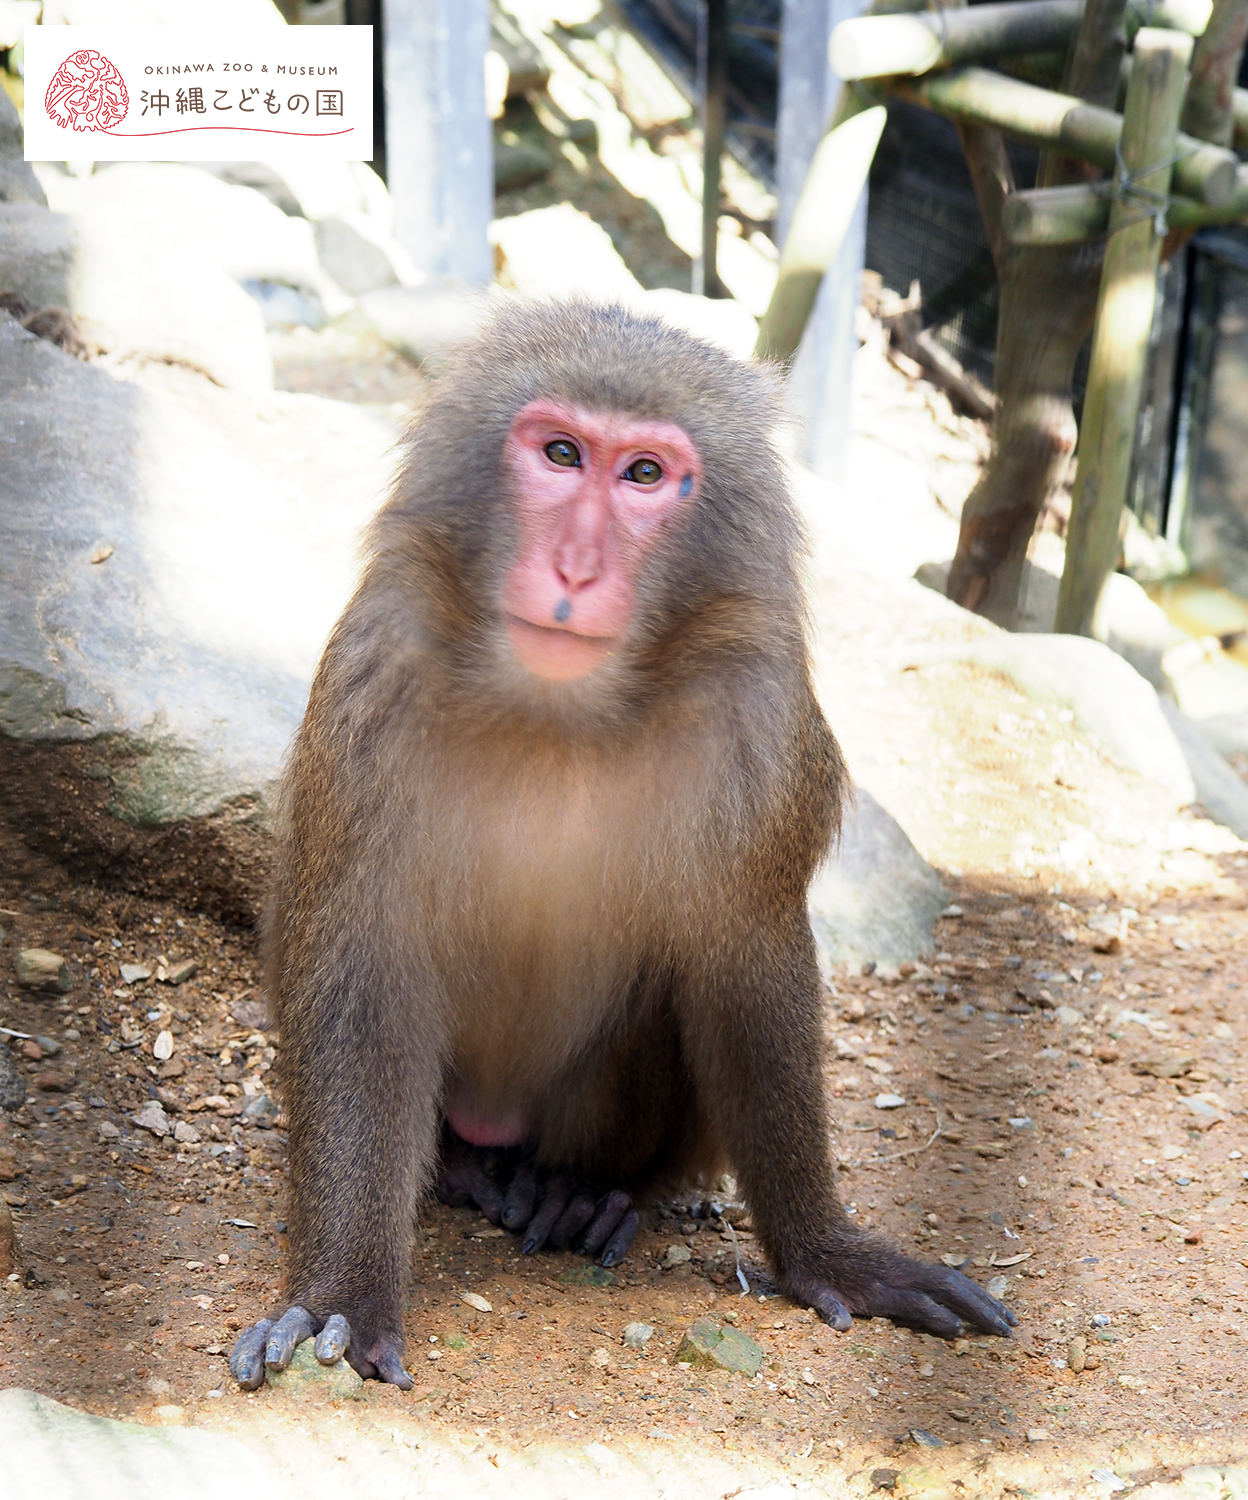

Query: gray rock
808 786 948 972
660 1242 692 1269
0 1045 25 1110
494 142 554 192
0 1387 267 1499
240 1092 280 1128
13 949 71 993
0 203 74 307
0 88 46 208
356 279 486 367
622 1321 655 1348
0 314 392 915
1197 706 1248 760
313 216 398 296
1158 698 1248 838
265 1337 364 1400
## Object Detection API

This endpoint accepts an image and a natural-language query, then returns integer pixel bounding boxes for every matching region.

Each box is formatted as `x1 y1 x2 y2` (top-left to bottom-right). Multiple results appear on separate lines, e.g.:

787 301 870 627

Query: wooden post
1055 28 1194 637
700 0 729 299
754 88 887 362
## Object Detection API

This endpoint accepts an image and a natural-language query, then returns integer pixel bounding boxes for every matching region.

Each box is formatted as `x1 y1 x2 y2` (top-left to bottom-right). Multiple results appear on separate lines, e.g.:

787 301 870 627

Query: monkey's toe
265 1304 318 1368
315 1313 351 1364
227 1318 274 1391
349 1335 414 1389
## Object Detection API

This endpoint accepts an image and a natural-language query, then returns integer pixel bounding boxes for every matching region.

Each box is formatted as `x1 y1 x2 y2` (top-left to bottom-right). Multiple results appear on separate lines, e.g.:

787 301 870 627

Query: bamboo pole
1055 28 1194 638
829 0 1083 81
1003 164 1248 243
753 88 888 363
894 67 1236 204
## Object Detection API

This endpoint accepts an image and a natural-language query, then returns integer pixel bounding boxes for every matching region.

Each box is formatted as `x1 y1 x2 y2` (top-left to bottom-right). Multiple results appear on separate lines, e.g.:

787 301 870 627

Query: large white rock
0 311 397 908
0 1388 267 1500
902 633 1196 804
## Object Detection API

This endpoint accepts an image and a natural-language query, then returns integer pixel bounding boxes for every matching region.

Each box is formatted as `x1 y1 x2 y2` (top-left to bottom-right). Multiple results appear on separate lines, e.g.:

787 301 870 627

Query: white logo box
23 24 373 160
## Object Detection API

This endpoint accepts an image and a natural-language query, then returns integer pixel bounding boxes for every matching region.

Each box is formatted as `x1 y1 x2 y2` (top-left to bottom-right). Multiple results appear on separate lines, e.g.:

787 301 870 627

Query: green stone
265 1338 364 1400
673 1318 763 1376
558 1264 617 1287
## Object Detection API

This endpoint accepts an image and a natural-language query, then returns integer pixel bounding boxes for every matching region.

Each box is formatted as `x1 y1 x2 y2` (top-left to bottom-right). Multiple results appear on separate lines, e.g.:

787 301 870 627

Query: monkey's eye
623 458 663 486
545 439 581 467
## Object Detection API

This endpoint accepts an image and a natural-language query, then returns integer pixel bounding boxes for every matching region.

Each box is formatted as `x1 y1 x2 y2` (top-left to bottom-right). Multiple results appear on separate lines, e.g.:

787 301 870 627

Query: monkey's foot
227 1305 413 1390
437 1134 640 1267
781 1239 1017 1341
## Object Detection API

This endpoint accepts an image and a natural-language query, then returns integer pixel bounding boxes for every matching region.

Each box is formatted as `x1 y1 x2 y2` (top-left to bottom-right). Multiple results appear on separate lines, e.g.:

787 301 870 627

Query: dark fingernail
522 1237 538 1255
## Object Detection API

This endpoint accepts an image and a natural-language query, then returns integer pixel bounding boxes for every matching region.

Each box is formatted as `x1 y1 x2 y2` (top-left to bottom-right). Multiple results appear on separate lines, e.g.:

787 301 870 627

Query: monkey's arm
229 947 446 1389
679 914 1016 1340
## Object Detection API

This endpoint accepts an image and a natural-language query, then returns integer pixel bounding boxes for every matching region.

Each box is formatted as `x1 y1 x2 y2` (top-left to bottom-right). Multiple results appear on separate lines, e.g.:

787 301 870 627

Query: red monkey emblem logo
45 49 129 131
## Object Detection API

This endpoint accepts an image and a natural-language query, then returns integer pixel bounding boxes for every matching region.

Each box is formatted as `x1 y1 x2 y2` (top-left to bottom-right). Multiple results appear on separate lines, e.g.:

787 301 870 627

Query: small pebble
1026 1428 1051 1442
874 1093 906 1110
660 1243 692 1269
153 1031 174 1061
13 949 71 993
460 1291 492 1313
132 1101 171 1138
939 905 963 919
622 1321 654 1348
97 1121 120 1142
119 964 151 986
173 1120 200 1144
986 1275 1008 1299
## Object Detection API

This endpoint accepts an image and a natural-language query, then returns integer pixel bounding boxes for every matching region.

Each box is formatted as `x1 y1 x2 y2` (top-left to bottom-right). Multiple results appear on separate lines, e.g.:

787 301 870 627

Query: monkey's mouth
506 616 615 682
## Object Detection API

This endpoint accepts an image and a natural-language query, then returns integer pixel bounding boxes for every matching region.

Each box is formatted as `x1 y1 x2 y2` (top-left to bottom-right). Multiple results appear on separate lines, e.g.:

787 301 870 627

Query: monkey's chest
433 791 684 1099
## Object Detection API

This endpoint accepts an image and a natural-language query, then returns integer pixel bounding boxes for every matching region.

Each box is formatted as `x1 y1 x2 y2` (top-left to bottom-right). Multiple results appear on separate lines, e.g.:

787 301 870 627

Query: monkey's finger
265 1305 318 1369
315 1313 351 1364
578 1189 632 1257
866 1285 963 1340
502 1160 541 1231
465 1158 506 1225
228 1319 274 1391
548 1192 597 1251
598 1207 641 1268
522 1177 573 1254
926 1270 1017 1336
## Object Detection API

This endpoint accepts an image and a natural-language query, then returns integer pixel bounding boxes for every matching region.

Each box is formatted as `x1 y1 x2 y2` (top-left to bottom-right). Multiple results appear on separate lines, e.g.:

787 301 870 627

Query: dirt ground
1 671 1245 1488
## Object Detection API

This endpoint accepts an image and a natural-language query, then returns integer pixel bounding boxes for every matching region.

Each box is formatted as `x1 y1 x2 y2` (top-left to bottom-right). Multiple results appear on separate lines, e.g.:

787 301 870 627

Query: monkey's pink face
502 399 701 682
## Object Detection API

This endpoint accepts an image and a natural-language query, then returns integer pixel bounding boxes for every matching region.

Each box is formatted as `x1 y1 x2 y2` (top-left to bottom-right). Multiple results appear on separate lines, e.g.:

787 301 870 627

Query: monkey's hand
228 1306 414 1390
779 1235 1017 1340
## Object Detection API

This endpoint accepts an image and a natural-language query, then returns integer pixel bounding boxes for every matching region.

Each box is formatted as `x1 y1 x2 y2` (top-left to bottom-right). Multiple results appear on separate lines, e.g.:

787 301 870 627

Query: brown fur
254 301 1009 1380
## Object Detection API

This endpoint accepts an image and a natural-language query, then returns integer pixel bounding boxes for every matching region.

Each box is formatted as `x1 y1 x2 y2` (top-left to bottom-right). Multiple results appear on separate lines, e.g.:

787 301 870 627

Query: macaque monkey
229 302 1013 1390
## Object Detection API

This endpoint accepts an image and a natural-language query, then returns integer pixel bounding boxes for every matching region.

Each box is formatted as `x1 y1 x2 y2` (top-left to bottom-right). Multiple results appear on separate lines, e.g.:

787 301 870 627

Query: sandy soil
1 680 1244 1491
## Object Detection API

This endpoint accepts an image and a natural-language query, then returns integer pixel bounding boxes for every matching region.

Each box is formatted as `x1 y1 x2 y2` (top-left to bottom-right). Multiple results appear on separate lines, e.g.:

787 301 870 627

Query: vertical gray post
702 0 729 298
383 0 493 285
777 0 871 481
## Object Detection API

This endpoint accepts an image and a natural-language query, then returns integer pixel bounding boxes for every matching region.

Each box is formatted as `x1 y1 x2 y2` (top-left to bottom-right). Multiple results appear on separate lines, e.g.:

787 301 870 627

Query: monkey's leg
681 925 1016 1340
229 968 446 1391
